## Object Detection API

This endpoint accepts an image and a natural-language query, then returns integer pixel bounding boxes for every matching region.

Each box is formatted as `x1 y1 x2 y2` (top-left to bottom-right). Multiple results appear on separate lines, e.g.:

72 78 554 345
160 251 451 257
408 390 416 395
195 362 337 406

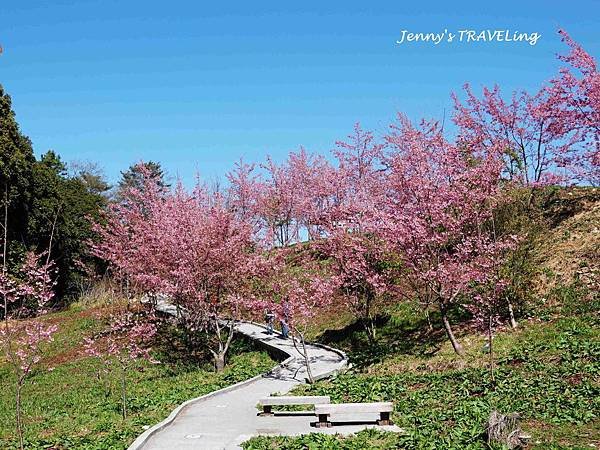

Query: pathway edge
127 321 348 450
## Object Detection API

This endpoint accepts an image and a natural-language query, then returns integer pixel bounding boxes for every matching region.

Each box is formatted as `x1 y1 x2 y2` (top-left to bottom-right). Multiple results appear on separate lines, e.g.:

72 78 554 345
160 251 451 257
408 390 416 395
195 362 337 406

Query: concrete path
129 314 400 450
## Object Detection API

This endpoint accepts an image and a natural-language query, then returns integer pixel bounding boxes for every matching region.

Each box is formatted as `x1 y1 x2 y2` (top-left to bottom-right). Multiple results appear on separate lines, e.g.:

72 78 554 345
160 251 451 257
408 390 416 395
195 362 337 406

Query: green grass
243 282 600 449
244 429 414 450
0 305 275 449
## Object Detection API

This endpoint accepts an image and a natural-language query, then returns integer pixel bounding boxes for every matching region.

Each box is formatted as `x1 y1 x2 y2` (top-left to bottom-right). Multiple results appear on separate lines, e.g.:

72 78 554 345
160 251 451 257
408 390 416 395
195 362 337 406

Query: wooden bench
314 402 394 427
258 395 330 416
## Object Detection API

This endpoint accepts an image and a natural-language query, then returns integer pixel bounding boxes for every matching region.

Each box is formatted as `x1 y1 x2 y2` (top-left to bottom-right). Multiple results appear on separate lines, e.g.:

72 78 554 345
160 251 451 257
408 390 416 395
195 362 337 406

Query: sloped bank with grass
0 304 275 450
242 189 600 449
244 284 599 449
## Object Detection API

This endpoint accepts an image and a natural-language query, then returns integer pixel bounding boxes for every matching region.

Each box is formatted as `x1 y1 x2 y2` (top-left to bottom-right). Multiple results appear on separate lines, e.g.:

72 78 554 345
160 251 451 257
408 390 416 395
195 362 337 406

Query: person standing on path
280 318 289 338
280 301 290 338
265 309 275 335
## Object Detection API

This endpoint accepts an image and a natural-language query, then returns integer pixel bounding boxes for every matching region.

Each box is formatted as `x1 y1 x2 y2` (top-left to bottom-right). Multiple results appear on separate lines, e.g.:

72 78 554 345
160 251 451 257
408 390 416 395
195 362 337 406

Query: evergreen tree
117 161 168 200
0 84 35 270
28 151 109 299
1 85 110 300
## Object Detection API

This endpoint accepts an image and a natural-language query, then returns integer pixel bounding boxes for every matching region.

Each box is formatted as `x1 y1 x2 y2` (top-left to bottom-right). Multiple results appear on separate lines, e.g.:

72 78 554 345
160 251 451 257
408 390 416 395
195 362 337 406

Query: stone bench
314 402 394 428
258 395 330 416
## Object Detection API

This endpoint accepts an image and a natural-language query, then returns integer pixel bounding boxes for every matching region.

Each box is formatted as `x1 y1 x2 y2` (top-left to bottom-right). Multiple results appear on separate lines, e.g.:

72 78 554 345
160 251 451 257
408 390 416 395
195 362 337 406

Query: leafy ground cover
243 189 599 450
0 304 275 449
243 281 599 449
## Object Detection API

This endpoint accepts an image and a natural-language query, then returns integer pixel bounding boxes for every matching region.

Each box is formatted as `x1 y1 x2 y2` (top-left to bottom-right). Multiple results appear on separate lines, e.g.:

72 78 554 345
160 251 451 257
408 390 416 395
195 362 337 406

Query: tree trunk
507 299 518 329
440 305 464 356
425 308 434 332
2 183 7 274
361 294 376 345
120 366 127 420
363 316 376 345
487 411 526 449
488 315 495 384
211 318 234 373
2 184 7 323
45 206 60 266
299 333 314 384
214 351 225 372
291 329 314 383
16 381 23 450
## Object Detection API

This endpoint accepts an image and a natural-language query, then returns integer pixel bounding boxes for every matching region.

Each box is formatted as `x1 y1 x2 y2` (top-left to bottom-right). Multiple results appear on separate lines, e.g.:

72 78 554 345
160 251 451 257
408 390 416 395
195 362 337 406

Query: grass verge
0 305 275 450
243 282 599 449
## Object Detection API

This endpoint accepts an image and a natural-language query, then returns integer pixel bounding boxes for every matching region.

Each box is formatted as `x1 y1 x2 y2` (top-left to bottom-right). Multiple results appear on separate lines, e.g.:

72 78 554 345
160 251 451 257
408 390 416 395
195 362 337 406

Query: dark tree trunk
362 316 376 345
361 293 376 345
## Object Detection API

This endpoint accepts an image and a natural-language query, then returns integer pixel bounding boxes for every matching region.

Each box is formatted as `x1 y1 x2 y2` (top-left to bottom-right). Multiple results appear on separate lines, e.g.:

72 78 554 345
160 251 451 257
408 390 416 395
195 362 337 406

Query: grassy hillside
243 188 600 450
0 304 275 449
1 188 597 449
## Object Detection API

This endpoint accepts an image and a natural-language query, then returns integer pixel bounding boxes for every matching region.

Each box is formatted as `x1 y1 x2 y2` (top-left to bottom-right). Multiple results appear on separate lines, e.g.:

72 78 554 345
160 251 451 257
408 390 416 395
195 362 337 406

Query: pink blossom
452 30 599 187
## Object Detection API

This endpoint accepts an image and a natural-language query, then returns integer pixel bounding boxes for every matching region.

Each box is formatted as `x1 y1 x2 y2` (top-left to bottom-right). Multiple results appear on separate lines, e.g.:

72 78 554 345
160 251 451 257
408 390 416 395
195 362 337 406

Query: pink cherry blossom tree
381 115 510 355
85 310 158 420
466 234 518 380
283 149 335 241
314 230 390 345
333 123 385 191
226 159 264 224
453 30 599 189
309 124 391 344
257 156 303 248
94 165 258 371
452 84 575 189
246 249 334 383
546 30 600 186
0 252 58 450
249 150 333 248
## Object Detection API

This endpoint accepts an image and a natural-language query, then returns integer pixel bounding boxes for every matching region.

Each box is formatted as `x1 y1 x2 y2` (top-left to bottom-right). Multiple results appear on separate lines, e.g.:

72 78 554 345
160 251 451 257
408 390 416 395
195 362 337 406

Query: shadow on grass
541 186 600 228
315 305 473 369
152 324 274 373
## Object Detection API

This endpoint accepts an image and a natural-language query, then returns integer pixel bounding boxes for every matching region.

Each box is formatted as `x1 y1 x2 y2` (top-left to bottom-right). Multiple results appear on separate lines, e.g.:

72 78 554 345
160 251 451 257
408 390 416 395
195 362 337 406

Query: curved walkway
129 318 350 450
129 300 401 450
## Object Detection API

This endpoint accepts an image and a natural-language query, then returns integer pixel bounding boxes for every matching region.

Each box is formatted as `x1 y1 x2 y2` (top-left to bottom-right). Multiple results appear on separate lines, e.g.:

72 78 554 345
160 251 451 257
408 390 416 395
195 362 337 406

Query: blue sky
1 1 598 185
